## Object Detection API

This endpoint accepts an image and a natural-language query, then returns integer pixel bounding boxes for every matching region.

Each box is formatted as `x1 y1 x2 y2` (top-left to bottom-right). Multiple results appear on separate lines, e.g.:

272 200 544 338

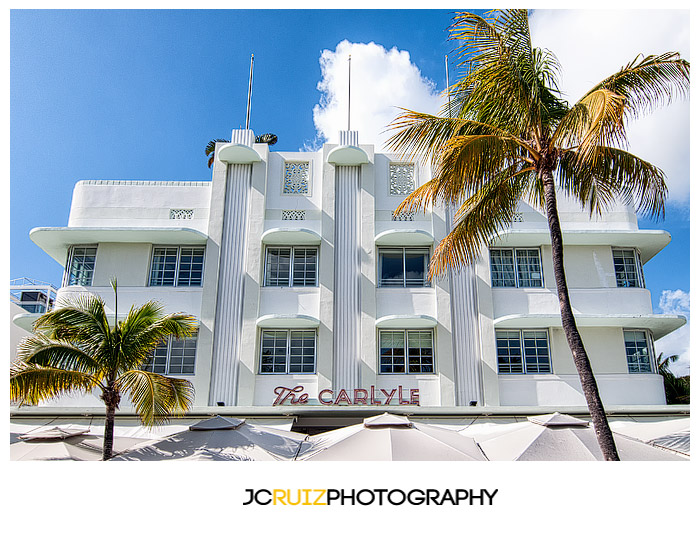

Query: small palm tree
657 353 690 404
206 138 229 168
387 10 689 460
10 282 197 460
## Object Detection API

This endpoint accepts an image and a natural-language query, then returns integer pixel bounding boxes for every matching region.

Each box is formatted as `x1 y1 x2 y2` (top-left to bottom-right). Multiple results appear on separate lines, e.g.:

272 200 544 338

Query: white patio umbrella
296 413 488 461
475 412 687 461
110 415 310 461
609 417 690 456
11 428 146 461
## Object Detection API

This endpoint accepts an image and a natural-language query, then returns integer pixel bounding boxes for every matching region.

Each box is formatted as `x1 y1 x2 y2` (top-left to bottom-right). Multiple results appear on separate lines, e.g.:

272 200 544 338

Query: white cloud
655 289 690 376
529 10 690 204
310 40 444 150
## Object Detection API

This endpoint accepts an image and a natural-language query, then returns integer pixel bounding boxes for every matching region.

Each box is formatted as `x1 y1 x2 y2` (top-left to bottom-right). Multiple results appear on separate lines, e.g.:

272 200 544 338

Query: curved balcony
30 226 207 265
493 312 685 339
491 229 671 262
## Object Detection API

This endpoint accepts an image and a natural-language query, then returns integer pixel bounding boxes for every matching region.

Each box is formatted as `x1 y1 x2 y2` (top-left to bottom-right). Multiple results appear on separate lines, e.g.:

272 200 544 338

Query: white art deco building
16 128 687 426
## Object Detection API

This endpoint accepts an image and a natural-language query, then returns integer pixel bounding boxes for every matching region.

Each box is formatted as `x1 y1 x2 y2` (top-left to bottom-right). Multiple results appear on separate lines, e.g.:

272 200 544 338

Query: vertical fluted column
208 130 254 405
332 131 362 392
446 205 483 405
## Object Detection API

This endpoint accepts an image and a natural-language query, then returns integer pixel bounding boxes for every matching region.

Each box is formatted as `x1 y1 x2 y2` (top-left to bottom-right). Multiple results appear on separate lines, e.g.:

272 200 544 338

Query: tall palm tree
387 10 689 460
10 283 197 460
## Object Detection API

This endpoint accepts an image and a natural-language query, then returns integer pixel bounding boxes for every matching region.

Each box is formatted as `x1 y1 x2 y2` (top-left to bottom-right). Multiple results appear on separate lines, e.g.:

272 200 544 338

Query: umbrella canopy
609 417 690 455
475 412 687 461
296 413 488 461
11 433 146 461
110 416 309 461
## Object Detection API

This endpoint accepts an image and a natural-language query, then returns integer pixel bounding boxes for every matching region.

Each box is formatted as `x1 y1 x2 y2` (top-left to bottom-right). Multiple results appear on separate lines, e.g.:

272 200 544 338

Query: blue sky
10 9 690 368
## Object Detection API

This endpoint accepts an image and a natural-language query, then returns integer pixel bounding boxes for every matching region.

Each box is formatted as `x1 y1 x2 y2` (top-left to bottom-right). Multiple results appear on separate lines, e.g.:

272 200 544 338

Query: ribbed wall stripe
446 205 484 405
208 163 251 405
333 164 361 391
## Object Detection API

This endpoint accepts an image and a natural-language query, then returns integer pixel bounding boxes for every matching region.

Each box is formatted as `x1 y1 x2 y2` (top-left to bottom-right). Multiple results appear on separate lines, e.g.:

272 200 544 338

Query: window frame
263 246 319 287
495 328 552 375
377 247 431 288
64 245 98 287
490 247 544 288
148 245 205 287
258 329 317 375
612 247 645 289
143 332 198 376
377 328 435 375
623 329 655 374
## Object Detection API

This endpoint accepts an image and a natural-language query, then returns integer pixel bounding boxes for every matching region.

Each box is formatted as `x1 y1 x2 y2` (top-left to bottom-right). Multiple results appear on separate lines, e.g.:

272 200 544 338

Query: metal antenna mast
246 54 254 130
347 54 352 130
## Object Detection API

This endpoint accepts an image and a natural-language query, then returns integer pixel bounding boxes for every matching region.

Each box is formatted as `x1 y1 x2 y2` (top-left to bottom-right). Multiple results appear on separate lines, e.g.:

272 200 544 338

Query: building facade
17 129 686 414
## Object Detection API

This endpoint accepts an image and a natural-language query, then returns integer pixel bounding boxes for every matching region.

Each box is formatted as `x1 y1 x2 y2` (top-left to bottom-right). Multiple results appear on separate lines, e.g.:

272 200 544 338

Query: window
613 248 644 288
143 333 198 375
259 330 316 374
264 247 318 287
149 246 205 287
283 161 310 194
379 330 434 374
490 248 543 288
624 330 653 373
496 329 551 374
378 248 430 287
65 246 97 286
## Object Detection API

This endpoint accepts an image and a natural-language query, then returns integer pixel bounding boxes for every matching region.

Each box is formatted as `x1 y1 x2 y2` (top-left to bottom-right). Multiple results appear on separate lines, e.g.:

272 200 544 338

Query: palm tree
206 133 278 168
657 353 690 404
10 283 197 460
206 138 229 168
387 10 689 460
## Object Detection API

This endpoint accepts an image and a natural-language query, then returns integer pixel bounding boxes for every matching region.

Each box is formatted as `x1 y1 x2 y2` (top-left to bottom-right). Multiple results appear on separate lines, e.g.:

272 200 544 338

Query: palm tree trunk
102 402 116 460
541 172 620 461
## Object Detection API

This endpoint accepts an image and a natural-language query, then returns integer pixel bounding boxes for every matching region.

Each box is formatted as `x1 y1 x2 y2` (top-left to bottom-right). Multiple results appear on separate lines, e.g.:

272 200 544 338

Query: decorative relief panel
169 209 194 220
283 161 310 195
281 210 307 221
392 211 415 222
389 163 415 196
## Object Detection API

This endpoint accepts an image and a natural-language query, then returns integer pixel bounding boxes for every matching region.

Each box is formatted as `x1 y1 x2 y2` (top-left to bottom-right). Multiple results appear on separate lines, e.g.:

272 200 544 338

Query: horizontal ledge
375 315 438 328
491 229 671 263
13 309 202 331
30 227 208 266
256 314 320 328
261 228 321 245
217 143 261 164
327 145 369 165
493 313 686 339
375 229 434 246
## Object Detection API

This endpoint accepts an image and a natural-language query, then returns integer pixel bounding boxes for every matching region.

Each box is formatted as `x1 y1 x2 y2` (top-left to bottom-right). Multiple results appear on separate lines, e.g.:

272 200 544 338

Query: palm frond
34 294 111 351
205 138 229 168
579 52 689 121
447 10 565 137
17 334 103 375
429 165 535 276
557 146 667 220
116 305 198 372
552 88 627 162
10 362 99 405
117 370 194 426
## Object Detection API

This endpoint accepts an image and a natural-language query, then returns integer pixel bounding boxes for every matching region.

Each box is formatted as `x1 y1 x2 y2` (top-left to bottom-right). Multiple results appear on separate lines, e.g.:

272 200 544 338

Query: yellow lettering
313 489 327 505
273 489 287 505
